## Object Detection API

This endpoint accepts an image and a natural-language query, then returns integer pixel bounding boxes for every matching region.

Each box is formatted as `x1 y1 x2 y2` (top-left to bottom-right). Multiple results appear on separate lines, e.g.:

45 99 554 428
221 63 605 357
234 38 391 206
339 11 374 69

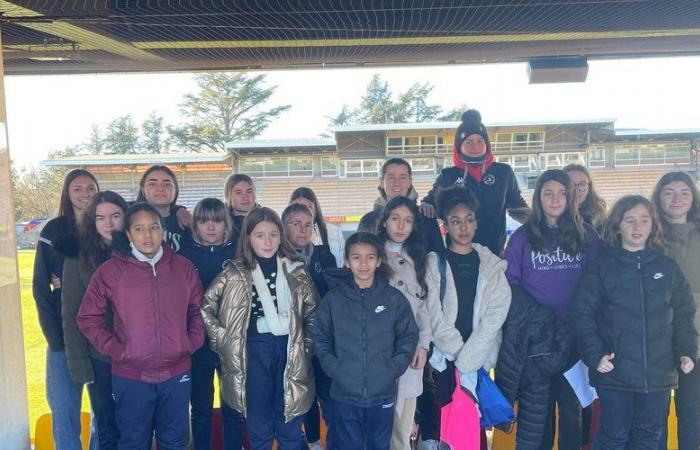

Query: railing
492 140 545 152
386 143 452 156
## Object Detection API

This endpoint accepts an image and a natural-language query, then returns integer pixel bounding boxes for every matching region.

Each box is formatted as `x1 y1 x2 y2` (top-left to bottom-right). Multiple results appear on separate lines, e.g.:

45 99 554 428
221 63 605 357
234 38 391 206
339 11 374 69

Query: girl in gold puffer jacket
201 207 318 450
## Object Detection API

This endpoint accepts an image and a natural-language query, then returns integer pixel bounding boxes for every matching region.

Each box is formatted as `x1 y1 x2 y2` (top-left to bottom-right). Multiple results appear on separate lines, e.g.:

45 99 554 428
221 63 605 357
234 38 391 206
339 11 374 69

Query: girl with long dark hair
60 191 127 450
652 172 700 450
201 207 317 450
504 169 600 450
136 164 192 252
33 168 99 449
375 196 432 450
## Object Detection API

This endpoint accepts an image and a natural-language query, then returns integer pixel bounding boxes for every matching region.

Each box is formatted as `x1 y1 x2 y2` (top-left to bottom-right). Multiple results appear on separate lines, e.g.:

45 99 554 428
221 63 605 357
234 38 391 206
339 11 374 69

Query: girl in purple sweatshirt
504 169 600 450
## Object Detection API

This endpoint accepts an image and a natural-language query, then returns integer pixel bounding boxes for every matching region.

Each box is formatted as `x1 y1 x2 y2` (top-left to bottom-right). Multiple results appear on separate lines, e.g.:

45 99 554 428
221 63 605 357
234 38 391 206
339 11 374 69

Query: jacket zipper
361 289 367 401
637 256 649 393
152 266 162 379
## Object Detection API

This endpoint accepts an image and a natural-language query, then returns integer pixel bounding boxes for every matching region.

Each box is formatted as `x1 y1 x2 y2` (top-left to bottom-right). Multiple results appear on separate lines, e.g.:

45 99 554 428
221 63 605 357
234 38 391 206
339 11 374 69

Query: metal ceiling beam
132 28 700 50
0 1 163 61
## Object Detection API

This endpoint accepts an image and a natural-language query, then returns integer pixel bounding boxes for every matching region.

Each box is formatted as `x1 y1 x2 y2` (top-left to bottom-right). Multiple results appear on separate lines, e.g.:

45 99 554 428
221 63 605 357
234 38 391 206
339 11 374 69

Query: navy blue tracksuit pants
595 387 670 450
246 334 304 450
333 399 394 450
86 357 118 450
112 371 191 450
190 344 244 450
303 356 334 447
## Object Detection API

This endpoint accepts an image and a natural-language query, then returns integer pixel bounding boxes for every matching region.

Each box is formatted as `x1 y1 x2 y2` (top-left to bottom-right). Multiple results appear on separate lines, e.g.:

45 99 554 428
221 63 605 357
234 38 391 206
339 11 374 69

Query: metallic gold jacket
201 257 317 422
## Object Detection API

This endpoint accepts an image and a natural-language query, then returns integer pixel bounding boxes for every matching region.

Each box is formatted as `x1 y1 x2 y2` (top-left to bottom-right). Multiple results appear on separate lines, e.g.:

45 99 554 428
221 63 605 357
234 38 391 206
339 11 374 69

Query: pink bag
440 369 480 450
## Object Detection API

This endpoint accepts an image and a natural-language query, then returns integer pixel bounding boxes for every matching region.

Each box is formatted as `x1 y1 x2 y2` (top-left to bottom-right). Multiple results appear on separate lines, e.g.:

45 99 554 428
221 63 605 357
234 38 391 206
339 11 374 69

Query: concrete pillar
0 26 31 449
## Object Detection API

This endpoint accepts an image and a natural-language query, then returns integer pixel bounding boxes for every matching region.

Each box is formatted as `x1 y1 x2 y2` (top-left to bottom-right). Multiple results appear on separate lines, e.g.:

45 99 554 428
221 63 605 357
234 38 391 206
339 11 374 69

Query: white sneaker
308 440 326 450
417 439 439 450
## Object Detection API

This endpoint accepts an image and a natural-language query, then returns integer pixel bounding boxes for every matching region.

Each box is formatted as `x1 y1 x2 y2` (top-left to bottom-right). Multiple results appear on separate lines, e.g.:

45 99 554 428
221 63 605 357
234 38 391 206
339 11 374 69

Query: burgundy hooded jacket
78 244 205 383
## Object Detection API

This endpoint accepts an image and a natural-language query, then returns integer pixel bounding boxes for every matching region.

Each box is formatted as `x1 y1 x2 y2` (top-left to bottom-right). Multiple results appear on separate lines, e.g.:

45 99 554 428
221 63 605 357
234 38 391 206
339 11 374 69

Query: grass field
18 249 91 440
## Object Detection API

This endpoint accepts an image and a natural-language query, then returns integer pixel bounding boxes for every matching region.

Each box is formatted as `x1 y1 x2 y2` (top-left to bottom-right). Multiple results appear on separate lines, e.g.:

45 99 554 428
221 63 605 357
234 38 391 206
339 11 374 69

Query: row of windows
238 144 690 178
385 131 547 155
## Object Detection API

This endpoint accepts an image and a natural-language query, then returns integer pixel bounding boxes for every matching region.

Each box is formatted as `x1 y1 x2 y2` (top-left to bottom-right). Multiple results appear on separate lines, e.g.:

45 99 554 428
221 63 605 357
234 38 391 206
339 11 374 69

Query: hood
472 243 508 279
374 185 420 210
113 240 176 268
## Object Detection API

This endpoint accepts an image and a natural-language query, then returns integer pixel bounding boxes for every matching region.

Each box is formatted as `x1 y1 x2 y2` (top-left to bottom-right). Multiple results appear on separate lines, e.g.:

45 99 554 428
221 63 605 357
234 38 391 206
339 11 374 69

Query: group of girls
31 107 700 450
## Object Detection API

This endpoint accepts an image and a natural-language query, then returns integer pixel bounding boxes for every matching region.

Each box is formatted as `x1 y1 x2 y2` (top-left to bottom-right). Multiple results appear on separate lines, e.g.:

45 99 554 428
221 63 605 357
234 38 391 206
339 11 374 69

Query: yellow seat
34 412 92 450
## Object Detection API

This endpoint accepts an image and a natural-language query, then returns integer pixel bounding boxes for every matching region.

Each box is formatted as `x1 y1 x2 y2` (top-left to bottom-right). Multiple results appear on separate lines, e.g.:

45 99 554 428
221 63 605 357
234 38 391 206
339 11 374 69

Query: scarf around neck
252 256 300 336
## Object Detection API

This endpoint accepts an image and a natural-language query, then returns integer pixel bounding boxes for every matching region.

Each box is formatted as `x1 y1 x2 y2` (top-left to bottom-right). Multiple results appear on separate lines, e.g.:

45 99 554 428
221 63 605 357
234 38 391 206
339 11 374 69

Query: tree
439 104 469 121
329 74 444 127
84 124 104 155
47 145 80 160
105 115 139 154
11 163 68 221
141 111 164 154
167 72 291 153
397 83 442 122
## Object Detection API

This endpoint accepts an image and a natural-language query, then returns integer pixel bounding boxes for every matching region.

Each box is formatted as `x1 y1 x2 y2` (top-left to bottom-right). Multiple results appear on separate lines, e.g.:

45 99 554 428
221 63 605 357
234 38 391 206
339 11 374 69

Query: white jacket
425 243 511 373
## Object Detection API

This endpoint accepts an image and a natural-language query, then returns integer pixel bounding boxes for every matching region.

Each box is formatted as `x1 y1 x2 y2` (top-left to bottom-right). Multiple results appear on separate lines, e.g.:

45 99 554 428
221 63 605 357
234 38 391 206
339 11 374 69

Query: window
321 156 338 177
614 143 690 166
386 135 451 155
288 156 313 176
493 131 546 151
496 155 538 172
540 153 585 169
588 145 606 168
239 156 313 177
341 159 384 178
408 157 436 176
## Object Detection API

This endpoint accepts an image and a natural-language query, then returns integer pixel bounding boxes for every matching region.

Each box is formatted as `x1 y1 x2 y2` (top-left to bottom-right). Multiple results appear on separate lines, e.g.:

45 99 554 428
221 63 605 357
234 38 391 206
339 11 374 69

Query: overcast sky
5 55 700 168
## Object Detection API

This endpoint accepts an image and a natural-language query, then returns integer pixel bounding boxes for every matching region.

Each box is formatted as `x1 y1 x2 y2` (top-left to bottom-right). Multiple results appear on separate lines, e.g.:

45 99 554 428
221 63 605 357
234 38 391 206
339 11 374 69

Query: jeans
191 345 244 450
595 387 670 450
333 399 394 450
46 348 84 450
112 372 191 450
542 374 582 450
246 334 304 450
86 357 118 450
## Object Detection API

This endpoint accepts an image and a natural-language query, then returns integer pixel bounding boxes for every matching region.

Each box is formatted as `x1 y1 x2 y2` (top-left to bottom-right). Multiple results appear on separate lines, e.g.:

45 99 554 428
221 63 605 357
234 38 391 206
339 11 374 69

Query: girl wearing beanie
421 109 530 255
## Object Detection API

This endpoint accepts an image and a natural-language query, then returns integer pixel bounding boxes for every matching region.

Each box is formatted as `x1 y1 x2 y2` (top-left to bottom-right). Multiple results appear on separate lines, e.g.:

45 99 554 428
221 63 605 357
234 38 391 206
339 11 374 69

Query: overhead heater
527 57 589 84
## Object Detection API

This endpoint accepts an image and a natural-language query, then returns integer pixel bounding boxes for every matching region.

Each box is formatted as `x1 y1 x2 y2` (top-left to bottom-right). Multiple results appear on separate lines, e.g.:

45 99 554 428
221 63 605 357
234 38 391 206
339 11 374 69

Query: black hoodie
314 269 418 405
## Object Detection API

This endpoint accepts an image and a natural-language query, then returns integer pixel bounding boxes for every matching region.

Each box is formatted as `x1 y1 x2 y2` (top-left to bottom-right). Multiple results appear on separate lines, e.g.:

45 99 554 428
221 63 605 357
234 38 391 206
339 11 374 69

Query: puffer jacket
77 245 205 383
200 257 317 422
55 233 111 385
314 270 419 406
385 245 432 403
495 285 570 449
425 244 511 374
570 244 698 393
664 222 700 358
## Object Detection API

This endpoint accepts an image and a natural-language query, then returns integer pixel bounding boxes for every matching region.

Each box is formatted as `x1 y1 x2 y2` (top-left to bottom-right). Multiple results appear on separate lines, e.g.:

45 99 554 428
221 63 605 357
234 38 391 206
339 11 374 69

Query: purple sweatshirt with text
504 224 600 320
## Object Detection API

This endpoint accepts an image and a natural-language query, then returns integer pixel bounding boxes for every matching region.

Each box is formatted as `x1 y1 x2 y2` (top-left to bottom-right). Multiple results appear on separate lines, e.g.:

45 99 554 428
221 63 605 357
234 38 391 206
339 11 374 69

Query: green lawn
18 250 91 440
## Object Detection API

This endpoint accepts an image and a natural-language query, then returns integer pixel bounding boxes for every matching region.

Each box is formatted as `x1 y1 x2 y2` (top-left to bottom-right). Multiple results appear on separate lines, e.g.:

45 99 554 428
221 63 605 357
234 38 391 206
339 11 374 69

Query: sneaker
417 439 439 450
308 440 326 450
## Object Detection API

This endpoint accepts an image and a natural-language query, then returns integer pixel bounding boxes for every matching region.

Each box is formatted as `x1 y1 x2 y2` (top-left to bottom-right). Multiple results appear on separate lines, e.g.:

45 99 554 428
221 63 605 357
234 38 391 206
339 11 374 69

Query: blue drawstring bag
476 368 515 427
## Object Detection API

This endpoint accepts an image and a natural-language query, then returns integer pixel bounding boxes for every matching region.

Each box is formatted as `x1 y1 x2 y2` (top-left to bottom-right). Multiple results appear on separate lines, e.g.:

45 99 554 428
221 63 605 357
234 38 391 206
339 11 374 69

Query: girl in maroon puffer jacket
78 202 205 450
